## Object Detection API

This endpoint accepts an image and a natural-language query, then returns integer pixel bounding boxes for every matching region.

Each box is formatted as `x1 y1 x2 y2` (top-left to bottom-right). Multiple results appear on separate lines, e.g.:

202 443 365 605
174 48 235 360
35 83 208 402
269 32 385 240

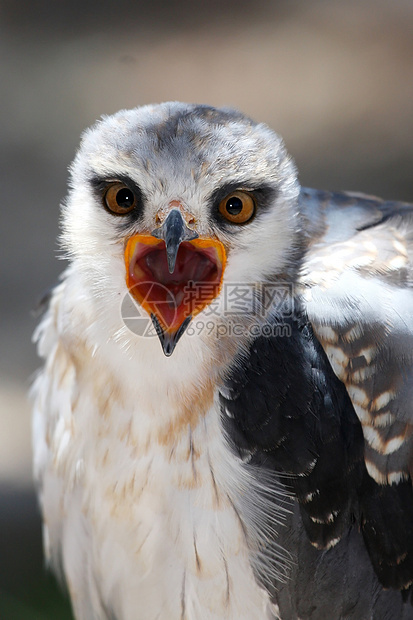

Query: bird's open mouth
125 234 226 355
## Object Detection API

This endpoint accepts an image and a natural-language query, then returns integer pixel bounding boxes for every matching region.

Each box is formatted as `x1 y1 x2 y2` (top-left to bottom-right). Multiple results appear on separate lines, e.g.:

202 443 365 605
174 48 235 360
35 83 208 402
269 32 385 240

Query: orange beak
125 228 226 356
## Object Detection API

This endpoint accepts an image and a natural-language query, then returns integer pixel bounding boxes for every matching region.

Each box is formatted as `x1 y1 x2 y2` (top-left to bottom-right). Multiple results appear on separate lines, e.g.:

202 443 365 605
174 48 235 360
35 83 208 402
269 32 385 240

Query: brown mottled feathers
300 188 413 590
300 188 413 486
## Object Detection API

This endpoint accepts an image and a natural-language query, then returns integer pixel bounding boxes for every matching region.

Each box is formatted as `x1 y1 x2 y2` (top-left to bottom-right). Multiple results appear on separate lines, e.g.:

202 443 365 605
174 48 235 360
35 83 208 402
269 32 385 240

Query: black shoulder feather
220 309 413 599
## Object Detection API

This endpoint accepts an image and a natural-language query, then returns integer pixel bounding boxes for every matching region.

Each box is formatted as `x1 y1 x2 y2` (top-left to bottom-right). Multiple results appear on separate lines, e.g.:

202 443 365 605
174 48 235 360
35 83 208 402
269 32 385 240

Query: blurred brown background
1 0 413 617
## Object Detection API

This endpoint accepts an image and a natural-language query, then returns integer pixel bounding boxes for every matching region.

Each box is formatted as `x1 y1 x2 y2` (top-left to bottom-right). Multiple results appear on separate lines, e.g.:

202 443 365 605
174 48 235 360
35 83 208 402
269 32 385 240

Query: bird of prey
32 102 413 620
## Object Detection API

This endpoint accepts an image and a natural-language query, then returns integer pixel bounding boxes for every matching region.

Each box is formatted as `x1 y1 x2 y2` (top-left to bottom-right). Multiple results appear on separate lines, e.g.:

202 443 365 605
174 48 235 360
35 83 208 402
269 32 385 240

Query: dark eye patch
89 174 146 226
209 181 278 230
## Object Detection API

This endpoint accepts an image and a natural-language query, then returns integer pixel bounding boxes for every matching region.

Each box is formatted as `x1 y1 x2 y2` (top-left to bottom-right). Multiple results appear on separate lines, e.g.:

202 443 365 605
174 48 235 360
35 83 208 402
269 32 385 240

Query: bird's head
62 103 301 357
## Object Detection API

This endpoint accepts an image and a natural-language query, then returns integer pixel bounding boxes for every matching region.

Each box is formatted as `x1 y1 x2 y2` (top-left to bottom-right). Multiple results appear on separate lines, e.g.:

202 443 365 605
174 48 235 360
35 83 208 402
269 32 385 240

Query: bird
31 101 413 620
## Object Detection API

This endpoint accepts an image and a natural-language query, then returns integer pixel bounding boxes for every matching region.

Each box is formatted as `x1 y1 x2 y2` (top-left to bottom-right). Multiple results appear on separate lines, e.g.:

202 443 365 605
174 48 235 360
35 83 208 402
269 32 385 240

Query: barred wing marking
300 189 413 485
300 189 413 590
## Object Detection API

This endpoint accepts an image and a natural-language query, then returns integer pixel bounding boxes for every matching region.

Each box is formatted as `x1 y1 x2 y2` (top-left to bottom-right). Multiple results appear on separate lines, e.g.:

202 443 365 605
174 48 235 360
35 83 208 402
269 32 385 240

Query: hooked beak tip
166 247 179 274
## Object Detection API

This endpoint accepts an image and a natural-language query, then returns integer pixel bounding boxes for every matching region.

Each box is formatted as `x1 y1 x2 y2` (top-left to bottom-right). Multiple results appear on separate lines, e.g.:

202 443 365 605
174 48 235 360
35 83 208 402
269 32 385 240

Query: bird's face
62 103 300 356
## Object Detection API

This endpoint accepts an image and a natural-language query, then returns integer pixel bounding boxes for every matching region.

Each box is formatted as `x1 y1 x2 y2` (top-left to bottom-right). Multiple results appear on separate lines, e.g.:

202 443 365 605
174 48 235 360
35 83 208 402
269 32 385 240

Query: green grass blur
0 577 73 620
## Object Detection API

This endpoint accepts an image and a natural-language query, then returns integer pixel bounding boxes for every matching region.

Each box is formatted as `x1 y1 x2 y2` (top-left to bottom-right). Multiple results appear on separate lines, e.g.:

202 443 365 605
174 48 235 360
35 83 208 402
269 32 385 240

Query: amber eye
218 191 255 224
104 183 137 215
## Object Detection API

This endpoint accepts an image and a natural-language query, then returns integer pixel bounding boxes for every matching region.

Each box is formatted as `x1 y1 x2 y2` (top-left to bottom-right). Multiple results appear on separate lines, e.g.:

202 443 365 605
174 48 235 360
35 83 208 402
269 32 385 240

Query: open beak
125 209 226 356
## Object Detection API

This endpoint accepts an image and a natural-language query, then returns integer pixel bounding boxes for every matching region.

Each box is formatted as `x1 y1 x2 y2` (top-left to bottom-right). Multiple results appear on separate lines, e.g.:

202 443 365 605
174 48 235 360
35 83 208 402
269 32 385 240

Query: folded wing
300 188 413 590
